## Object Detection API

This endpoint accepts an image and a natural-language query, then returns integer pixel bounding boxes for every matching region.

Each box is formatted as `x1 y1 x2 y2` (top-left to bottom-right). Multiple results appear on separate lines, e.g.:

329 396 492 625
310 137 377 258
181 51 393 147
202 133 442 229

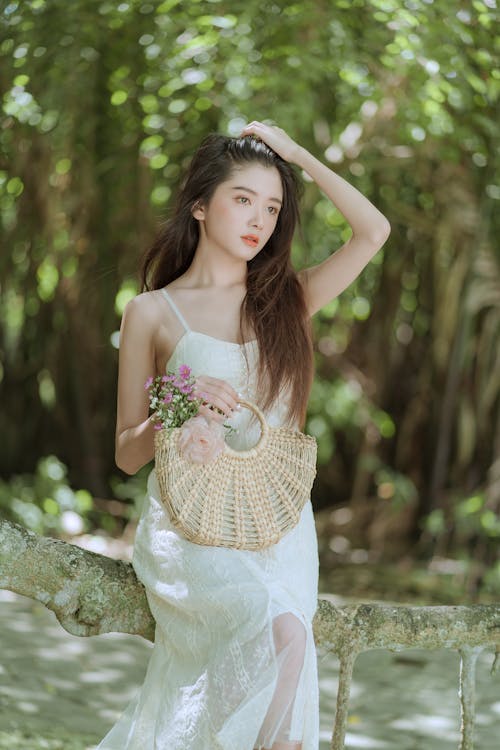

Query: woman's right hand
192 375 241 423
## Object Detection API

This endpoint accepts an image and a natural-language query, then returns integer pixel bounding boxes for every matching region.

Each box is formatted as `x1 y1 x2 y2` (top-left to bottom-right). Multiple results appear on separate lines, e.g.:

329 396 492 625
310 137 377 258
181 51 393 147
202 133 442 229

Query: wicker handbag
153 399 317 550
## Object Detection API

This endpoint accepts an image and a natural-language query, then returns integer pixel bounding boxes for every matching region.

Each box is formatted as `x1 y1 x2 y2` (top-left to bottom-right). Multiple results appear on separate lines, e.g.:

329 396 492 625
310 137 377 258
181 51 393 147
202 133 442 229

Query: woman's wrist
148 413 159 429
292 144 311 169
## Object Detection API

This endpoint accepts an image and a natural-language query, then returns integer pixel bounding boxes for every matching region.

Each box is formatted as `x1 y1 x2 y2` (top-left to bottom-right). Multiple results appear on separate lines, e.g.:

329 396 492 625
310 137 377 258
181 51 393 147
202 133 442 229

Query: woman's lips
241 235 259 247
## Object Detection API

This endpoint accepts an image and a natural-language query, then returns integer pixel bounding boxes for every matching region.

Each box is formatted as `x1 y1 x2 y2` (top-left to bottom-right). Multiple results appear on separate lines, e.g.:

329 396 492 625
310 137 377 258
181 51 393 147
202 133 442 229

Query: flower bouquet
145 364 234 464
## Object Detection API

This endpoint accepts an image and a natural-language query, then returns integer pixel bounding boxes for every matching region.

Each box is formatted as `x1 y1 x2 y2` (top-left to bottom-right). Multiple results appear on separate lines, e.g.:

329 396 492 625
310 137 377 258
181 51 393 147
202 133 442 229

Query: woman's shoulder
124 288 165 323
119 291 169 352
122 289 180 358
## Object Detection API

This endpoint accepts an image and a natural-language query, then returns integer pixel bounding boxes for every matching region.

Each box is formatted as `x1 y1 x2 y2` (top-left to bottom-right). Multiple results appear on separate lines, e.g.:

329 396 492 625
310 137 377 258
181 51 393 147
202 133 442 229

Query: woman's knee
272 612 307 659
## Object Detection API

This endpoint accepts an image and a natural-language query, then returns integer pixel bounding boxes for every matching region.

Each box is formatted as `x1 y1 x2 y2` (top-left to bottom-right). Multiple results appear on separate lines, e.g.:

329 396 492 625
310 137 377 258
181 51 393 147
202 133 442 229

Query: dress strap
160 288 191 332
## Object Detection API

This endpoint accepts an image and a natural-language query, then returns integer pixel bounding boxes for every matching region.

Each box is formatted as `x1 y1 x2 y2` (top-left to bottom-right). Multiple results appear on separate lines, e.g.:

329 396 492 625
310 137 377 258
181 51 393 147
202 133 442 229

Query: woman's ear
192 200 204 220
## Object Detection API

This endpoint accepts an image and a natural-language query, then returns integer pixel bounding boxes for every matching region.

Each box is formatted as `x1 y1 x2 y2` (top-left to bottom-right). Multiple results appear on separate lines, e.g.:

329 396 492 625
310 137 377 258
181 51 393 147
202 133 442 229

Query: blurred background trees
1 0 498 600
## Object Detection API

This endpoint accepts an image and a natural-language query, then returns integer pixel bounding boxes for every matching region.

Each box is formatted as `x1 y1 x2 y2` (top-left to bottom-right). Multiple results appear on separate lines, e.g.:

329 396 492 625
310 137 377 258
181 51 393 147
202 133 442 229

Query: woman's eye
236 196 278 215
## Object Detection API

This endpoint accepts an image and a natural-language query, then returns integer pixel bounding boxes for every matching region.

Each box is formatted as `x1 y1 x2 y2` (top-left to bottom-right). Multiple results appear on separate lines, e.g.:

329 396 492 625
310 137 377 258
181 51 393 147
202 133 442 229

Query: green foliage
372 465 417 511
421 492 500 598
0 0 498 564
481 560 500 597
424 492 500 542
0 455 94 536
110 465 150 520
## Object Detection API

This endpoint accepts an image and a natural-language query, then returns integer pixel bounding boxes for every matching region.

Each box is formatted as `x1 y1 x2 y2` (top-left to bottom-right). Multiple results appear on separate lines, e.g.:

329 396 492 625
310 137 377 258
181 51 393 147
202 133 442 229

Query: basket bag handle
223 398 270 458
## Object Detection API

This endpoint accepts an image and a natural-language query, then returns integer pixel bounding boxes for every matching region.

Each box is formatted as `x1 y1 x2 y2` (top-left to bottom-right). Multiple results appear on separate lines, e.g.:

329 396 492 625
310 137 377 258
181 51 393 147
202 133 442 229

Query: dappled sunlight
0 591 151 740
317 644 498 749
342 734 388 748
2 592 497 749
390 714 460 740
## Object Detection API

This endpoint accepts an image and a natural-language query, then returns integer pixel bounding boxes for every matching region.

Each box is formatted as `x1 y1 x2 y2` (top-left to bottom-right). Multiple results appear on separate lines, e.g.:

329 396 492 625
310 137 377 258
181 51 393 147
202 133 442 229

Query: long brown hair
139 134 314 428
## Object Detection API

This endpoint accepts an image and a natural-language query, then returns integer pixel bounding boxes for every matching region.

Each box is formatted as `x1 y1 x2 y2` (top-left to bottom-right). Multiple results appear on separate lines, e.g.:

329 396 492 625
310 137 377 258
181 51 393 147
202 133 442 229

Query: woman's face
193 163 283 262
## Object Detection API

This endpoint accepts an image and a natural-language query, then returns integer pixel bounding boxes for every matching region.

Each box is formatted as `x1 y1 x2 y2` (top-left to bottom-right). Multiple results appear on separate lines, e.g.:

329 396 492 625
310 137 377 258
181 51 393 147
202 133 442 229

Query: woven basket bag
153 399 317 550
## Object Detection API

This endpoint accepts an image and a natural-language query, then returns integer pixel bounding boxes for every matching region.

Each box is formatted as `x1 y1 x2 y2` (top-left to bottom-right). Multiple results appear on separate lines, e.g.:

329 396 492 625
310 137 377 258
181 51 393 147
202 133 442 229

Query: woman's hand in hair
192 375 241 424
240 121 302 164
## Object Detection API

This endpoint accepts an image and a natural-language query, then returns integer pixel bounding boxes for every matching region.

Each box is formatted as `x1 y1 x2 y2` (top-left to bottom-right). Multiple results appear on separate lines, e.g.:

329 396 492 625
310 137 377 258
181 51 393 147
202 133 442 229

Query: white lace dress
95 288 320 750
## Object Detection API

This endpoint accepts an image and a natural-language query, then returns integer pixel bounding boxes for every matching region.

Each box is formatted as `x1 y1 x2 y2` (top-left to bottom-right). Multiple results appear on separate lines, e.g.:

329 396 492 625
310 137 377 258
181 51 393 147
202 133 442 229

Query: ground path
1 589 498 749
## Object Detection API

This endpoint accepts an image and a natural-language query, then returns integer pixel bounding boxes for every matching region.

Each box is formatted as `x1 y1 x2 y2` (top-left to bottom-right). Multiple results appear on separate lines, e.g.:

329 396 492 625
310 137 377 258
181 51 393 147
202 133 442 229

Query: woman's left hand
240 121 302 164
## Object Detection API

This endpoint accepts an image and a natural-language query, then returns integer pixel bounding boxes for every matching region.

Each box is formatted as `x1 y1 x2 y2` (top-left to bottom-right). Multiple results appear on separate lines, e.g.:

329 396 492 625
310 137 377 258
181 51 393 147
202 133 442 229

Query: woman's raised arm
240 121 391 316
293 145 390 315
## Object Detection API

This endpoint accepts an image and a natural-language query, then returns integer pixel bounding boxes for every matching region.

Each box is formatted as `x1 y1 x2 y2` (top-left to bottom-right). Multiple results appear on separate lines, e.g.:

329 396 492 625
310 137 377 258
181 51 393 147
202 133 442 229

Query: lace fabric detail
95 332 320 750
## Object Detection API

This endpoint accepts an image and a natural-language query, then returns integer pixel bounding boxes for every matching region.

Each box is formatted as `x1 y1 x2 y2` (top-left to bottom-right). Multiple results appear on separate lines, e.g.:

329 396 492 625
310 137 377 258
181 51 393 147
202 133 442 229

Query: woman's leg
254 612 307 750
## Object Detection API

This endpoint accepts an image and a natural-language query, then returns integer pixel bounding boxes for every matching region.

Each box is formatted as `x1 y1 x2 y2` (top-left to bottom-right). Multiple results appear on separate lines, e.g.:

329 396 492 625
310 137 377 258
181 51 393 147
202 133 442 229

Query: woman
97 121 390 750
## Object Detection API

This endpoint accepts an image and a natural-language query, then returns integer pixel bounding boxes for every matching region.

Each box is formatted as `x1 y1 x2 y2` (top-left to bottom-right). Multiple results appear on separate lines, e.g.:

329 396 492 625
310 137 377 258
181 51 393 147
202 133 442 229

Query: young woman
98 121 390 750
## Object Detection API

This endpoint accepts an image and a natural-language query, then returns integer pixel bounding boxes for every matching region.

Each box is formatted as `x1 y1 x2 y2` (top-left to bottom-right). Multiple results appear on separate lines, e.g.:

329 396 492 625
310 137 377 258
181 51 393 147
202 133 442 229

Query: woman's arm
240 121 391 316
293 146 390 315
115 296 157 475
115 294 240 475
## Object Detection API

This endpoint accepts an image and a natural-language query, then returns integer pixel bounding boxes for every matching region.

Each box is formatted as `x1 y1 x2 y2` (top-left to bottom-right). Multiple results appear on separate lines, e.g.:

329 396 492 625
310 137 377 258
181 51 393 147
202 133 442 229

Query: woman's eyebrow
231 186 282 206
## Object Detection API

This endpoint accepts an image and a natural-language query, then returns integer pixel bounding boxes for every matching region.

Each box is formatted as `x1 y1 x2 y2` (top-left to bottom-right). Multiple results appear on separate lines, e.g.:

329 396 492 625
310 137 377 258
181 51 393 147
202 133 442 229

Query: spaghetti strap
160 288 191 332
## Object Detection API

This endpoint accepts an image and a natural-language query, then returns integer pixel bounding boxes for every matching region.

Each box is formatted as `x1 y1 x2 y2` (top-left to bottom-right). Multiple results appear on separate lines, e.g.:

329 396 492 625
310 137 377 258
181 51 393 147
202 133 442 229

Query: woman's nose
250 207 265 229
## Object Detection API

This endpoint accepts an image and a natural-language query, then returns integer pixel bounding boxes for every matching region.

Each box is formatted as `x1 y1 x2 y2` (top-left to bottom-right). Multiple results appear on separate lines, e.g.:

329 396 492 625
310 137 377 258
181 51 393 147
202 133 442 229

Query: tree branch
1 519 499 660
0 519 155 641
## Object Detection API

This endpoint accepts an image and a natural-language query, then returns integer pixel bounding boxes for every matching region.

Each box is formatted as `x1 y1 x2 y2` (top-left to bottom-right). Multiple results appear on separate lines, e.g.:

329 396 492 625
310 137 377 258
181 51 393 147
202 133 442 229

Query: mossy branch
1 519 499 657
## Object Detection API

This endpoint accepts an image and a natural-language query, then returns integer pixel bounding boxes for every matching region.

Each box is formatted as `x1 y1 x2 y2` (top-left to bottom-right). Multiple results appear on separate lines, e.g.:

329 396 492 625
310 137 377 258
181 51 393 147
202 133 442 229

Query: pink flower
153 423 163 431
178 415 226 464
144 376 154 390
162 392 173 404
179 363 191 379
179 384 192 395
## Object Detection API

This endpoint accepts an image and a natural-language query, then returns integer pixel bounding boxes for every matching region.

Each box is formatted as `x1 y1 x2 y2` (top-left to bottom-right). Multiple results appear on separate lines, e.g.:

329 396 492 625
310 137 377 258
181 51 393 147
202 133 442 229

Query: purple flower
179 384 192 395
162 392 173 404
161 375 169 383
179 363 191 380
144 376 154 390
153 423 163 431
